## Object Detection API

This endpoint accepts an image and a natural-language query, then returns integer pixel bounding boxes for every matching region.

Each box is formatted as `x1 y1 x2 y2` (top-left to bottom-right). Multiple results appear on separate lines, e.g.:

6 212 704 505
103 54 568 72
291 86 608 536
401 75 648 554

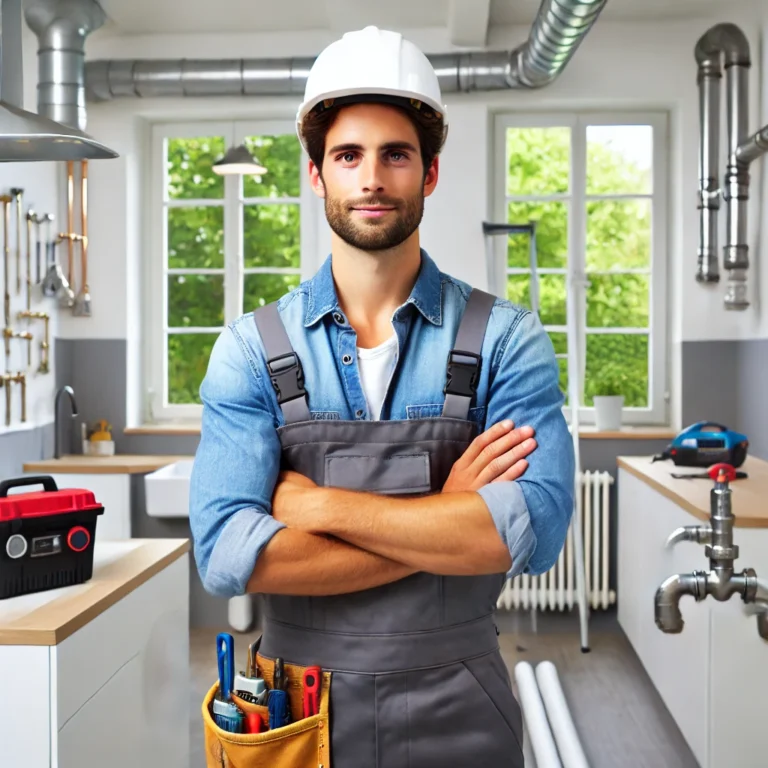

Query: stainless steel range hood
0 0 117 161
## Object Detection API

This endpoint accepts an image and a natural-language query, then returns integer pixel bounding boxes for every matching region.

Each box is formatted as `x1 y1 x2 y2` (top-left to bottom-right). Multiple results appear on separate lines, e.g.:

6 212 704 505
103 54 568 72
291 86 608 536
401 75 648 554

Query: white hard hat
296 26 448 152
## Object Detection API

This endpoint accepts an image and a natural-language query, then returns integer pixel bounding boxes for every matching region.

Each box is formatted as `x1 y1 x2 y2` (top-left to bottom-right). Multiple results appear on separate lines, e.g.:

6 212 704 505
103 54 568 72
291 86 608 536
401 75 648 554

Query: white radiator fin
497 470 616 612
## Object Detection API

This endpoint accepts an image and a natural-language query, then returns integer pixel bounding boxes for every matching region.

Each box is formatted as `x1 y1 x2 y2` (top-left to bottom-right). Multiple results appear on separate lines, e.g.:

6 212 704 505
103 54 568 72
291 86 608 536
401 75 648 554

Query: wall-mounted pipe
81 0 608 101
694 23 768 311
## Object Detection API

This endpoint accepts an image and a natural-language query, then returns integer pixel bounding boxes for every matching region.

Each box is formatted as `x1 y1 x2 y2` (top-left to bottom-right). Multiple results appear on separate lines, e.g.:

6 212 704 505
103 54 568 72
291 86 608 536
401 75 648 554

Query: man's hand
442 420 536 493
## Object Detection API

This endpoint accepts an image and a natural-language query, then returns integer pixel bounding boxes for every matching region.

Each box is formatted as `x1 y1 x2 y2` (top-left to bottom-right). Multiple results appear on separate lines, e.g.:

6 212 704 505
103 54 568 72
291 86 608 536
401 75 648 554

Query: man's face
308 103 439 251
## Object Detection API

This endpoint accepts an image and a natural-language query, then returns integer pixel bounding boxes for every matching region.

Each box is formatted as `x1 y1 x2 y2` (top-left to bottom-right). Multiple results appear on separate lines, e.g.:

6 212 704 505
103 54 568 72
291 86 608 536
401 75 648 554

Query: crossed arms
247 420 536 596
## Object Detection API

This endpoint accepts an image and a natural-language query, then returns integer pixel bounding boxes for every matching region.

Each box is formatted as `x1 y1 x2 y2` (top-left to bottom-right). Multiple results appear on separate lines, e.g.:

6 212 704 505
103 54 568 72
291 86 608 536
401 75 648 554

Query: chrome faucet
655 466 768 640
54 385 78 459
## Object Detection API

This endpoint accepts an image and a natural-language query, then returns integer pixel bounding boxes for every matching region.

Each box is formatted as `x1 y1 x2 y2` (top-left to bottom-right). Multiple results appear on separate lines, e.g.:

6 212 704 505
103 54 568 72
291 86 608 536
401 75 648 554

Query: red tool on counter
671 462 748 481
0 475 104 600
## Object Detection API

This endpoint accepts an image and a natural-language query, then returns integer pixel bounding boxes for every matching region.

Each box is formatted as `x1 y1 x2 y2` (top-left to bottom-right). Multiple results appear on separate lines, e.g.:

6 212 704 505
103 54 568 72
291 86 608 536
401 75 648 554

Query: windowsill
125 422 677 441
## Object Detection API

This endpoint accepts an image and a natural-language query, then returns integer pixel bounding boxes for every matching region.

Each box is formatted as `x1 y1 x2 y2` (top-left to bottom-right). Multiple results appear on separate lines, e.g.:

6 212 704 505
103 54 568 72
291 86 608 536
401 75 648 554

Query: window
492 113 668 425
148 121 315 421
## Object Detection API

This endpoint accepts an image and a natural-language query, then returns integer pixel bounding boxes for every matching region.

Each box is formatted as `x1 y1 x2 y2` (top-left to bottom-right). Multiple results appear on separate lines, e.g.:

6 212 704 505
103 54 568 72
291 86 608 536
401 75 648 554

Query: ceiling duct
0 0 116 161
82 0 607 101
695 23 768 310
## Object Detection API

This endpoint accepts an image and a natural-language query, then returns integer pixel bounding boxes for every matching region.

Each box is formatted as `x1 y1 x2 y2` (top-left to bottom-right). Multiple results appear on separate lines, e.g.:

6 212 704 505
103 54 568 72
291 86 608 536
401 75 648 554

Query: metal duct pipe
82 0 608 101
24 0 108 131
694 24 751 309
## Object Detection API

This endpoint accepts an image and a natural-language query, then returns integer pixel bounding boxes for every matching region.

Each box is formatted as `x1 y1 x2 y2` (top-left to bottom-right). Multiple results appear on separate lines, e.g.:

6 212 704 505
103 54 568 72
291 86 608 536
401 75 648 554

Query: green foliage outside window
165 134 302 405
506 127 653 408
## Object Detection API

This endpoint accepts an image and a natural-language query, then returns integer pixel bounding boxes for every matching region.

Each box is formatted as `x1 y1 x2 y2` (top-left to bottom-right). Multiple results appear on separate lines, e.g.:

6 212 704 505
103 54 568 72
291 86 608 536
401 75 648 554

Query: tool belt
202 652 332 767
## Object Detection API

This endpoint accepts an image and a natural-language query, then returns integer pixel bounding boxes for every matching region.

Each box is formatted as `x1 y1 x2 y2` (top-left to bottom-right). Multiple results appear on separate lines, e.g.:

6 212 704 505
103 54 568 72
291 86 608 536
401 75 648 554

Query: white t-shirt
357 333 398 420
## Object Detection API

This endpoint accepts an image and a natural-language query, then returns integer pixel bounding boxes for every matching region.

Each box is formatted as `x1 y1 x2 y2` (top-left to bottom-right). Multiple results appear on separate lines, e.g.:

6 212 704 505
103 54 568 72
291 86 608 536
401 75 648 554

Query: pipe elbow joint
654 572 706 633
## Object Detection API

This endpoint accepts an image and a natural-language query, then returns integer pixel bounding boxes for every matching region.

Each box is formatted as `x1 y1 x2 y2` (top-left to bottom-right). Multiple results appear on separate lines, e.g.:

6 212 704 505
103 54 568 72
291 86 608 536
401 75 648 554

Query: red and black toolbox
0 475 104 600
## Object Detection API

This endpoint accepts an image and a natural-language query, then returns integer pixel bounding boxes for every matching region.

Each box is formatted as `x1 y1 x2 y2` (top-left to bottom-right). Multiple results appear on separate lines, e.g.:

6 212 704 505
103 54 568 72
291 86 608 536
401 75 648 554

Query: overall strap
253 303 311 424
442 289 496 420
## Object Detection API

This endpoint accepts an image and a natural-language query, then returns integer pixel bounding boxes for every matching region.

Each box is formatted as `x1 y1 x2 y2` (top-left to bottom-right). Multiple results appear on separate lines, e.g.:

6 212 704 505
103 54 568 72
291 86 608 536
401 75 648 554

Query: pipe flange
705 544 739 561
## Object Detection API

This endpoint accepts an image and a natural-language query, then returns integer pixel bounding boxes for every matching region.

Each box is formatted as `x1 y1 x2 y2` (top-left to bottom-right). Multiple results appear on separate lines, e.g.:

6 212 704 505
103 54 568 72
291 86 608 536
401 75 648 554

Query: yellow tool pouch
202 653 332 768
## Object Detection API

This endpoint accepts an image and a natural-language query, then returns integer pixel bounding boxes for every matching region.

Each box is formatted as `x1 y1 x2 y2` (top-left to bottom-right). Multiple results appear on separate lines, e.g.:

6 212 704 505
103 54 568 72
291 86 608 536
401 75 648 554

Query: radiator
497 470 617 612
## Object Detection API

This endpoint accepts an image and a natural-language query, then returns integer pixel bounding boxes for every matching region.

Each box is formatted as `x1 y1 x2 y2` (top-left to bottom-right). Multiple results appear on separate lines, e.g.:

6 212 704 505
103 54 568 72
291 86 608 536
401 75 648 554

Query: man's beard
324 190 424 251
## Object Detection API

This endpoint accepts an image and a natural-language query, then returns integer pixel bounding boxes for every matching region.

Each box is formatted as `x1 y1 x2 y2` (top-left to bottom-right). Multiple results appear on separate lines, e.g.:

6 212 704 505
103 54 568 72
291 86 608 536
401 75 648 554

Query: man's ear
423 156 439 198
308 160 326 198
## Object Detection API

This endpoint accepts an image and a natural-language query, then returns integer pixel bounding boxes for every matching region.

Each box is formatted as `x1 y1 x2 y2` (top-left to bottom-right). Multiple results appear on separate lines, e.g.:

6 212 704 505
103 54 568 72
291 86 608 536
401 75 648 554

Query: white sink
144 459 194 518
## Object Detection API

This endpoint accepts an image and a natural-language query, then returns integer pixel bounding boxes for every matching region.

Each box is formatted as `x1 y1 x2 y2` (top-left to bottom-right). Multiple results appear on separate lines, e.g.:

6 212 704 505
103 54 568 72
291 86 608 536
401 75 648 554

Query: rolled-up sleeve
189 322 285 598
478 309 575 577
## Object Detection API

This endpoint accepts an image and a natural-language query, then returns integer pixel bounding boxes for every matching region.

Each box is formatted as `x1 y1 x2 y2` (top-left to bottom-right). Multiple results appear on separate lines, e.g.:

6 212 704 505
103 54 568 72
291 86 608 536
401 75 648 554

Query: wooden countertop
617 455 768 528
22 454 193 475
0 539 189 646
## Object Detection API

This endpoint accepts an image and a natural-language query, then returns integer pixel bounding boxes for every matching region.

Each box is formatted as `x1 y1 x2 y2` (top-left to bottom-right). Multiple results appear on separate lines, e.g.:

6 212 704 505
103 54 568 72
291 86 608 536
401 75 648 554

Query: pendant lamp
212 143 267 176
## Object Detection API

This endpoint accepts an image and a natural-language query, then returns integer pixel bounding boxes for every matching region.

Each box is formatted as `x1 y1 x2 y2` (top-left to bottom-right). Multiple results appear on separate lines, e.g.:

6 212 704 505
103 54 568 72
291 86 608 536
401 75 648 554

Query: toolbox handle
0 475 59 497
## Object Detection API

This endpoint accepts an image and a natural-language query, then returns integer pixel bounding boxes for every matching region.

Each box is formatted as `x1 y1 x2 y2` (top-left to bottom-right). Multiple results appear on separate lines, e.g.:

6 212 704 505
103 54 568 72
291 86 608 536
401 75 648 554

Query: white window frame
146 119 316 422
491 111 669 426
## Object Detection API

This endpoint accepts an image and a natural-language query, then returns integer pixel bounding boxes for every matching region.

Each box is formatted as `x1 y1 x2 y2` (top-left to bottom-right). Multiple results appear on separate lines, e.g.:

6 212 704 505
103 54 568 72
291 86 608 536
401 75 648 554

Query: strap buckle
443 349 481 398
266 353 307 405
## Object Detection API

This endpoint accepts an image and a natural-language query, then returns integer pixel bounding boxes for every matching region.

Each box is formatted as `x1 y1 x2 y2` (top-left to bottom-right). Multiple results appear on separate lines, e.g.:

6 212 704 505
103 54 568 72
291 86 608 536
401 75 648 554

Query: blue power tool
653 422 749 468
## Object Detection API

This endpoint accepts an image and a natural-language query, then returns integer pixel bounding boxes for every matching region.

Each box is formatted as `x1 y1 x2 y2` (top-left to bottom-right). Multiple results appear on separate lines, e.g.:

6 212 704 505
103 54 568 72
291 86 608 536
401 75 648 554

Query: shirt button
333 312 346 324
342 354 353 365
355 409 364 418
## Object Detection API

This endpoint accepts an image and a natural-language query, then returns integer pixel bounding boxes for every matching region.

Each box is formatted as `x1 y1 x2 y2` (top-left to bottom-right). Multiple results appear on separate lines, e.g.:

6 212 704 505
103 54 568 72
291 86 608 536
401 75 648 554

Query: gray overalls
253 288 524 768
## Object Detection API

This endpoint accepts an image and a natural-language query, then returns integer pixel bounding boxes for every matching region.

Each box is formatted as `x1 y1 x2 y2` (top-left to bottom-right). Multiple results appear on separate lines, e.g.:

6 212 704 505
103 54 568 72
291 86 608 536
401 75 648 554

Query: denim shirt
189 250 575 598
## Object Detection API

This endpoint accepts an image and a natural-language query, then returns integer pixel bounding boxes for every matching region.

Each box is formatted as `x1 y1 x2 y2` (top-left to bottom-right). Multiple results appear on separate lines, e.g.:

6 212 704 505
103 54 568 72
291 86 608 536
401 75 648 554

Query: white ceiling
95 0 750 36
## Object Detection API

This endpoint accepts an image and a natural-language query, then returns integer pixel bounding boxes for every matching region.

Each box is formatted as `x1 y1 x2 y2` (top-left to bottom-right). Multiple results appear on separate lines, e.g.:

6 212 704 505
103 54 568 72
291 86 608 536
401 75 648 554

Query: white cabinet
0 539 190 768
618 468 768 768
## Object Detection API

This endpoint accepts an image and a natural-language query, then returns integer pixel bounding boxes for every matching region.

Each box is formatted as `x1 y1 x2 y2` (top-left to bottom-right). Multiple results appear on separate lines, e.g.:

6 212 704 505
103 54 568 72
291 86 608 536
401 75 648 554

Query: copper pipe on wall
73 159 92 316
1 195 11 361
66 160 75 288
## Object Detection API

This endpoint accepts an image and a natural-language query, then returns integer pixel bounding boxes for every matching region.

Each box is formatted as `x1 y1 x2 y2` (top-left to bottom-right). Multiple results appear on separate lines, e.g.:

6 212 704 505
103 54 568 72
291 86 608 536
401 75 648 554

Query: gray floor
189 609 698 767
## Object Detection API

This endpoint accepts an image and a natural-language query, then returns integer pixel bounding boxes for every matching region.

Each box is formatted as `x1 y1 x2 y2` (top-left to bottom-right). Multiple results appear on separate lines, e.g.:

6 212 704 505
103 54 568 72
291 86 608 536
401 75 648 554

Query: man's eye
342 152 356 162
390 152 405 161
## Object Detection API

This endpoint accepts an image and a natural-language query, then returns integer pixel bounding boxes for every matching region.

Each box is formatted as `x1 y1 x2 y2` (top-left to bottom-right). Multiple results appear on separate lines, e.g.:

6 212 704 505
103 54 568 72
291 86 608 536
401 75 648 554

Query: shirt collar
304 249 443 327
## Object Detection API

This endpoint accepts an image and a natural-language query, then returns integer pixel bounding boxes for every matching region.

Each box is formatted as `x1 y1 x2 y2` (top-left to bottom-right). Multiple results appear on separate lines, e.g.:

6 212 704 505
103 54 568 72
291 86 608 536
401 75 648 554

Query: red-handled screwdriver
303 666 321 718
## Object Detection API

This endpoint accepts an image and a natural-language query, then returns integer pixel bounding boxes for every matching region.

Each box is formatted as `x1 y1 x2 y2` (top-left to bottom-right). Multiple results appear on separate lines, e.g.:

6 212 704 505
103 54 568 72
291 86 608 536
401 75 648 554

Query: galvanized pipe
81 0 608 101
694 23 752 309
736 125 768 166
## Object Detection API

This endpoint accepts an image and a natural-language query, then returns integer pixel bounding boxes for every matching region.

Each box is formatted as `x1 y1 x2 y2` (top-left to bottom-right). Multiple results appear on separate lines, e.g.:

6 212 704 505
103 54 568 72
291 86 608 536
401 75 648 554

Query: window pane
167 333 217 405
506 127 570 195
587 125 652 195
587 274 649 328
586 199 651 270
243 273 301 312
167 137 225 200
243 135 301 199
167 206 224 269
244 204 300 269
585 333 648 407
506 274 566 325
507 201 567 268
548 331 569 400
168 275 224 328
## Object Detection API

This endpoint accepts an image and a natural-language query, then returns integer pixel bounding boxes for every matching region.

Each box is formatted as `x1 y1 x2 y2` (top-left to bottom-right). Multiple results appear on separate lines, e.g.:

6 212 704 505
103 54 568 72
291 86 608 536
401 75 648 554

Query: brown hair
300 98 445 177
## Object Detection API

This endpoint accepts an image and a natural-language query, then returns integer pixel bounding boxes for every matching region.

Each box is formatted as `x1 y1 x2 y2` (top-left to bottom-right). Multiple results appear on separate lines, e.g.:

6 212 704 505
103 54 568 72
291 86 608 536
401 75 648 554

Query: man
191 25 574 767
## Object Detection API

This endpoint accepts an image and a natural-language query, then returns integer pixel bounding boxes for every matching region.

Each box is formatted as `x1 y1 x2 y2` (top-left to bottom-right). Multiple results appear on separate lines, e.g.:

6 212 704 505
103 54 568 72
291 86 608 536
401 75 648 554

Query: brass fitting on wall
3 326 33 369
0 373 10 427
10 372 26 423
17 310 49 373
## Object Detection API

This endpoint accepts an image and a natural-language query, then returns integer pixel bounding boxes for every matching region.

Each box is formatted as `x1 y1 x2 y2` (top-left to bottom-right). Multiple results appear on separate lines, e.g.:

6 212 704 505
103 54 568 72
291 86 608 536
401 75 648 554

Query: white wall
48 8 768 427
0 23 61 435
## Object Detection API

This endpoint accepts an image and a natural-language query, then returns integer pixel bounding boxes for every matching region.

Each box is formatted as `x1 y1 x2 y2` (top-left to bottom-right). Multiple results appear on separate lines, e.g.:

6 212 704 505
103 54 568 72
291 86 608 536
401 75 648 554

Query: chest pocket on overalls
202 655 332 767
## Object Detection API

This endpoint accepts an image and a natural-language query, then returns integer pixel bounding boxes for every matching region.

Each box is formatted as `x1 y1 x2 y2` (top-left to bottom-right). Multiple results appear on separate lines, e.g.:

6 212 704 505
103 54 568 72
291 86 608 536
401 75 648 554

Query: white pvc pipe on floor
514 661 561 768
535 661 590 768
